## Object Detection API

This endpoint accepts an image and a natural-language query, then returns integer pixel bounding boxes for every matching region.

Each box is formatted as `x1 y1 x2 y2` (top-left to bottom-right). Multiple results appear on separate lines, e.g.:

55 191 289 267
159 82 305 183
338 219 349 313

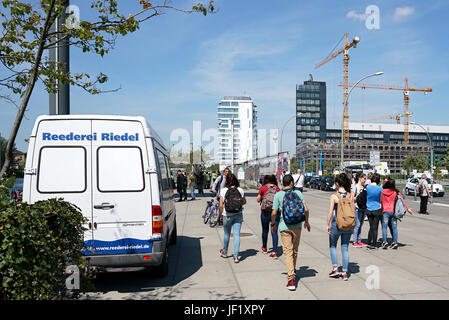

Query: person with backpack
365 173 383 250
271 174 310 291
219 173 247 263
327 173 355 281
351 172 367 248
257 174 281 259
381 178 413 250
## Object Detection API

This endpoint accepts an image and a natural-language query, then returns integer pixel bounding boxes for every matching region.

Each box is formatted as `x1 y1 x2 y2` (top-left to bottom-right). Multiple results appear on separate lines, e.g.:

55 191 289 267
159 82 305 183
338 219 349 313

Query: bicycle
203 195 220 227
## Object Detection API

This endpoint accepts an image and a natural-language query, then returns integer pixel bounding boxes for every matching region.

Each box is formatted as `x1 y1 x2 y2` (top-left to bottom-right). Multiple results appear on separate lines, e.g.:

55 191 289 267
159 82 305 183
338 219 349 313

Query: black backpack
224 187 243 214
356 187 367 210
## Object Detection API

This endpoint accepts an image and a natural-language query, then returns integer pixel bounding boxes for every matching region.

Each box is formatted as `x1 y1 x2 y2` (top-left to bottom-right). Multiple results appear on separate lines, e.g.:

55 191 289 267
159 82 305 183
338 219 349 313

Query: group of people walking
196 167 414 291
175 170 220 201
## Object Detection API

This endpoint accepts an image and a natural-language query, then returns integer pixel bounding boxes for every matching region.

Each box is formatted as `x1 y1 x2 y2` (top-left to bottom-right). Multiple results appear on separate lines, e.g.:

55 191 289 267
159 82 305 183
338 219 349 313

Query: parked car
405 177 445 197
320 176 335 191
304 176 313 188
309 176 323 189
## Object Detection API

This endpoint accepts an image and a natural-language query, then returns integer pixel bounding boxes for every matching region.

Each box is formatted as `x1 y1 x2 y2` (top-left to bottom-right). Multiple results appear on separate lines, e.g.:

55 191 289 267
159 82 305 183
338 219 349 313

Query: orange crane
339 78 432 144
363 112 413 124
315 33 360 143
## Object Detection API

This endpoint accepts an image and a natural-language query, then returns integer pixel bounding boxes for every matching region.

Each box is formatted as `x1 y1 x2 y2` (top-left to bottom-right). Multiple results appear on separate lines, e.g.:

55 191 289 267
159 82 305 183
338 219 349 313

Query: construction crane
339 78 432 144
363 112 413 124
315 33 360 143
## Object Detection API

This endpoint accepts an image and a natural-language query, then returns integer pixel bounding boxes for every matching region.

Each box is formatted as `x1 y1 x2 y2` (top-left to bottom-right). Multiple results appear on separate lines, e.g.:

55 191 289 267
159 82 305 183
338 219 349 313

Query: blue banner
82 238 153 255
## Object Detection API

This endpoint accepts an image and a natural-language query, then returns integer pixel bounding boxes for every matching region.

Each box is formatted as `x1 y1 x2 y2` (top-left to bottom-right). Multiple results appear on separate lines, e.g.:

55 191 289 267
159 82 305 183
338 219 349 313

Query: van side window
156 150 170 191
38 147 86 193
97 147 145 192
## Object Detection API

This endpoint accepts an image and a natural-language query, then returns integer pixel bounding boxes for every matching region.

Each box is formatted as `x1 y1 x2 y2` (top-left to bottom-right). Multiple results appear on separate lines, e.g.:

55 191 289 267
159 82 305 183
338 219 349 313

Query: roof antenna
309 74 313 81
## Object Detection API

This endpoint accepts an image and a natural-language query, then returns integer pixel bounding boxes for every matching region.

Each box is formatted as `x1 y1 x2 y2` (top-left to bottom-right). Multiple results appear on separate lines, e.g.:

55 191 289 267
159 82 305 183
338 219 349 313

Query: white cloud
346 10 368 22
394 7 415 21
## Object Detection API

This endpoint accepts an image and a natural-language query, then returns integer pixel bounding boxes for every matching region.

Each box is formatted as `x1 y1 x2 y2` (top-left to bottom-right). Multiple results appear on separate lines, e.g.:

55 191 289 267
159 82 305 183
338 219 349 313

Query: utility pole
49 0 70 115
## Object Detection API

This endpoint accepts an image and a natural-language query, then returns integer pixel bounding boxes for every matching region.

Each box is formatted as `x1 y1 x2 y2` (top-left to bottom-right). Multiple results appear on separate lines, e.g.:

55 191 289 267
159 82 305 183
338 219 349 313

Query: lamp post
340 72 384 169
280 113 302 153
411 121 434 203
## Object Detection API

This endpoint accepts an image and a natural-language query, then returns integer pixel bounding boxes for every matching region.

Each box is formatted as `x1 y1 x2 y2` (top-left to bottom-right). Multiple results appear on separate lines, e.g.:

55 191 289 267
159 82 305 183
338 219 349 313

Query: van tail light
152 206 163 239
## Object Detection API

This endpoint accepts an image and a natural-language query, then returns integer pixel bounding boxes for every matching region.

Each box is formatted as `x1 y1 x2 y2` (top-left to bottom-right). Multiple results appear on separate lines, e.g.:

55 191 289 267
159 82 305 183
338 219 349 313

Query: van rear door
29 119 93 250
89 120 153 255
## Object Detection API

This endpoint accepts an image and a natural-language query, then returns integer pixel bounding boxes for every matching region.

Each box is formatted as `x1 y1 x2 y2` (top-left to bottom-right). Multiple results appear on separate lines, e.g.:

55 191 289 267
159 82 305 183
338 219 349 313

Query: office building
217 96 258 171
296 80 326 145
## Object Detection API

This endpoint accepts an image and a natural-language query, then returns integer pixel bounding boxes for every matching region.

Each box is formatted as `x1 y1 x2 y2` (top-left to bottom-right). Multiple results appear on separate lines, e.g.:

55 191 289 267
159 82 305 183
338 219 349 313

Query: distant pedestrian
188 172 197 201
381 178 413 250
365 173 383 250
257 174 280 258
351 172 367 248
176 171 187 201
11 189 17 201
418 174 431 215
197 172 204 194
219 173 246 263
293 169 305 193
271 174 310 291
327 173 355 281
365 172 373 186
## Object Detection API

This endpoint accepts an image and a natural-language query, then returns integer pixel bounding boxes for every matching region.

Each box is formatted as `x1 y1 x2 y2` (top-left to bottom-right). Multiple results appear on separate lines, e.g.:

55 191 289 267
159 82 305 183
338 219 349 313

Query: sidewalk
88 189 449 300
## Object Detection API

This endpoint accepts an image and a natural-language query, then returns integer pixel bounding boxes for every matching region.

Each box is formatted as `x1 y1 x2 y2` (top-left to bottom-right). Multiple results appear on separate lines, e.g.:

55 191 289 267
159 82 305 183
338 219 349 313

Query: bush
0 198 93 300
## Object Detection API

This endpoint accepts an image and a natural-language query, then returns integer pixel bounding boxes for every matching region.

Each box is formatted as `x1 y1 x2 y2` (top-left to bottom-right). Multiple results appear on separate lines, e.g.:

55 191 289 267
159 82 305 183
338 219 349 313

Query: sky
1 0 449 160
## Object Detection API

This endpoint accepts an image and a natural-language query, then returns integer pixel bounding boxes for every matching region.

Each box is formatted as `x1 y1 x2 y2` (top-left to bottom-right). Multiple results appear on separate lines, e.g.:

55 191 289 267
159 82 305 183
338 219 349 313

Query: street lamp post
411 121 434 203
340 72 384 170
280 113 302 153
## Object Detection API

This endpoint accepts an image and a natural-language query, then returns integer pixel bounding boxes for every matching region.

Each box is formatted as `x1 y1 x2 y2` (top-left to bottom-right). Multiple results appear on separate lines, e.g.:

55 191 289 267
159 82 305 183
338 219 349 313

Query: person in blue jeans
257 174 281 258
327 173 354 281
351 172 367 247
219 174 247 263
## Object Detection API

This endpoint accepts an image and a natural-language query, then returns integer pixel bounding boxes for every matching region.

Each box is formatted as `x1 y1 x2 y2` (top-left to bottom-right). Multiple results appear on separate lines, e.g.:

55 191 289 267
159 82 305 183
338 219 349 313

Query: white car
405 178 445 197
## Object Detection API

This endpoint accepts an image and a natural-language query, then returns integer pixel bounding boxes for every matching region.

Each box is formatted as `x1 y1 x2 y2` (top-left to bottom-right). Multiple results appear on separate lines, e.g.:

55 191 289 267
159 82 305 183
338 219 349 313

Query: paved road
85 188 449 300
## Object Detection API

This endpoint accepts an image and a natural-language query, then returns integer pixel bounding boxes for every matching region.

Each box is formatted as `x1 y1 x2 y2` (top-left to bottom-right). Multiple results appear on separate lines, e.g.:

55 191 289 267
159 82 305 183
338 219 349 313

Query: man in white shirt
293 169 305 193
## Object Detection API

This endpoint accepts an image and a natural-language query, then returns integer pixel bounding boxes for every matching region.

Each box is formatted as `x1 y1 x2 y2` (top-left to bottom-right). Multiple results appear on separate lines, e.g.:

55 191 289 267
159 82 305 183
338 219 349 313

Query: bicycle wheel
203 204 211 224
209 206 219 227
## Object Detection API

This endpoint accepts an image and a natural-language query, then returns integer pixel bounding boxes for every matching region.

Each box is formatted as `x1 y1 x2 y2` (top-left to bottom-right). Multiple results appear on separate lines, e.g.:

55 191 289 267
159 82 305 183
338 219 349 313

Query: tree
0 0 215 180
402 153 429 174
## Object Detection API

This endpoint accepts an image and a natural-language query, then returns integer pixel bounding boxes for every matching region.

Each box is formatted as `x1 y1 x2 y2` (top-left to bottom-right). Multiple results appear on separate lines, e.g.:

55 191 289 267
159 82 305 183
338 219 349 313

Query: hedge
0 186 94 300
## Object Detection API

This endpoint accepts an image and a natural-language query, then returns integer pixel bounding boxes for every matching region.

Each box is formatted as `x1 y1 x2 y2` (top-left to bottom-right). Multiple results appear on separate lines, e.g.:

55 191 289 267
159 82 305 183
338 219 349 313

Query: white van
23 115 177 276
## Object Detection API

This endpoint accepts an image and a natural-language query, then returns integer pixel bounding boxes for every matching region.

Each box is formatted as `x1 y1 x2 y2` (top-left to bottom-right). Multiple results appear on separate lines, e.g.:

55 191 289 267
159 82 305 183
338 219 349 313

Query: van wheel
170 222 177 245
154 246 168 278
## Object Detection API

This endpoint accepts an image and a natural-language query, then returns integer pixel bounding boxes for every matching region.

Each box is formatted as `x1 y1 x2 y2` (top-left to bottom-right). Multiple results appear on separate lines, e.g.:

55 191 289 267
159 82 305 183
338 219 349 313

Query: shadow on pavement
239 249 258 262
88 236 203 298
296 266 318 280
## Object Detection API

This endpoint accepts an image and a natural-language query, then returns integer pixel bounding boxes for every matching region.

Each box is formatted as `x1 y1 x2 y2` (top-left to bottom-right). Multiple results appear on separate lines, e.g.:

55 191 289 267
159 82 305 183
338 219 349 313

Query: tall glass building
296 80 327 144
217 96 258 171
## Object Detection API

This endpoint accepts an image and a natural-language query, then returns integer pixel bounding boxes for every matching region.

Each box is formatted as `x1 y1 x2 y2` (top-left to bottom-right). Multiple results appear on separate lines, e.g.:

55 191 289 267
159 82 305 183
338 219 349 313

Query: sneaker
381 241 389 250
219 249 227 258
353 242 362 248
269 252 278 259
340 272 349 281
367 245 378 251
261 247 268 254
390 242 399 250
329 268 339 278
233 256 240 263
359 242 368 247
286 279 296 291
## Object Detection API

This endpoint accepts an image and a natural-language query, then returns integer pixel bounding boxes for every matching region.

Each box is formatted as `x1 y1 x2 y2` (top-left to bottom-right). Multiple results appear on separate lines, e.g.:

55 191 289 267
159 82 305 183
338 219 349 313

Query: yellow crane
315 33 360 143
363 112 413 124
339 78 432 143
